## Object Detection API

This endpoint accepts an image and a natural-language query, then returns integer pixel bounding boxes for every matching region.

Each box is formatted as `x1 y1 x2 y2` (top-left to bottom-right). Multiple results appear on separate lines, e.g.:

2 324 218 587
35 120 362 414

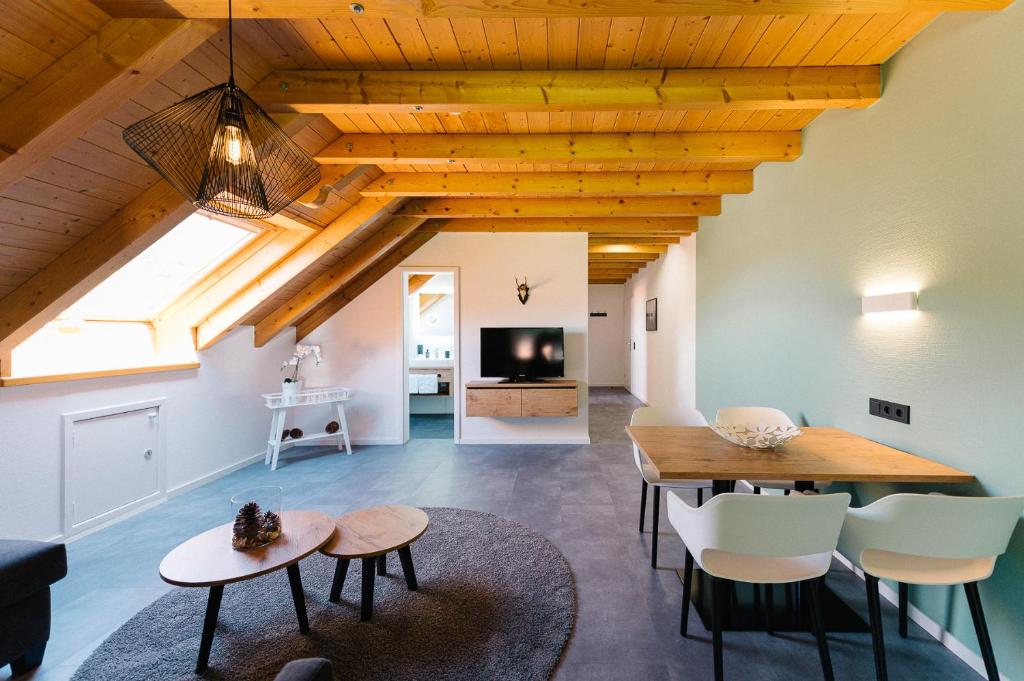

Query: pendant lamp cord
227 0 235 86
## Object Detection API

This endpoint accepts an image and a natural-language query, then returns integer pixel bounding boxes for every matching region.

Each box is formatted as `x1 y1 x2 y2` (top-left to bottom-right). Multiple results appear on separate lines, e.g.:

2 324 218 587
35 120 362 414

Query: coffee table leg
330 558 350 602
360 557 376 621
376 554 387 576
196 585 224 673
398 546 418 591
287 564 310 633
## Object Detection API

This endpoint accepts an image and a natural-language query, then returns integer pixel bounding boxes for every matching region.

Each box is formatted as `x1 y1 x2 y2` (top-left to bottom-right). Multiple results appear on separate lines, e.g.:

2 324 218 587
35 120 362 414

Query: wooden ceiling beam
194 196 400 350
0 17 222 193
257 67 880 114
593 232 694 238
589 244 668 254
400 197 718 219
318 132 799 165
295 232 437 342
362 171 752 198
94 0 1011 18
589 268 641 275
589 253 660 262
407 274 435 295
421 217 698 233
589 237 681 245
252 216 426 347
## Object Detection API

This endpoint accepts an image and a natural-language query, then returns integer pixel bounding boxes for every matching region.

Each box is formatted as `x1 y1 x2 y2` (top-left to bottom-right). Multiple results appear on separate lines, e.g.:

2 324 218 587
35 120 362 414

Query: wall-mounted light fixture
861 291 918 314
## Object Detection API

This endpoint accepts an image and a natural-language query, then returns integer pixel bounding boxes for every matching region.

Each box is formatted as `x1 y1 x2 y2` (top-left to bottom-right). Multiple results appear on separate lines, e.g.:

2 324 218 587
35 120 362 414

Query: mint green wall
696 5 1024 678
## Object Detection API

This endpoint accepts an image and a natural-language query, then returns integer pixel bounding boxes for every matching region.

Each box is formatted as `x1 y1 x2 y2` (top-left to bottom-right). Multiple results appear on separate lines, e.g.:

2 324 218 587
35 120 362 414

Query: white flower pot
282 380 303 396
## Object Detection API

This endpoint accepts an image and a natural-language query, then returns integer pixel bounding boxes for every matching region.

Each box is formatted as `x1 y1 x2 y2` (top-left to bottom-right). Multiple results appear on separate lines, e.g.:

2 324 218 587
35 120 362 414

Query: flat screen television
480 327 565 382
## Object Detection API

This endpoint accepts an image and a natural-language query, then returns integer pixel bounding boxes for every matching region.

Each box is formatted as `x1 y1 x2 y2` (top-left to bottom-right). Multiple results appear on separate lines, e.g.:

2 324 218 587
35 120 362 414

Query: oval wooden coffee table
159 510 335 673
320 505 429 621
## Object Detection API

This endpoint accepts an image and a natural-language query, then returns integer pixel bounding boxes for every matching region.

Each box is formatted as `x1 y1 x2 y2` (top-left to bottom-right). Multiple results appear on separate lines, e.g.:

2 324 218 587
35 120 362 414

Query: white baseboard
625 387 647 404
590 383 626 388
457 436 591 445
167 450 266 498
832 551 1013 681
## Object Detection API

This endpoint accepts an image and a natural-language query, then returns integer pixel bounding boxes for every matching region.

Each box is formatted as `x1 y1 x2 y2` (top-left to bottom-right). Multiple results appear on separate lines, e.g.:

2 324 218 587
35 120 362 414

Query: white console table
261 387 352 470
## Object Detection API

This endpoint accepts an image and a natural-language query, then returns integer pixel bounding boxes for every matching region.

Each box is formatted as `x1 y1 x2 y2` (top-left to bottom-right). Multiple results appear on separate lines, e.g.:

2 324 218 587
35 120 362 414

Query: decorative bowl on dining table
710 423 803 449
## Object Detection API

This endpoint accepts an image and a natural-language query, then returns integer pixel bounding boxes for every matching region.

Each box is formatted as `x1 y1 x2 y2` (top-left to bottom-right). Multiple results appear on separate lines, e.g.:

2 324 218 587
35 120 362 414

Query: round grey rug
72 507 576 681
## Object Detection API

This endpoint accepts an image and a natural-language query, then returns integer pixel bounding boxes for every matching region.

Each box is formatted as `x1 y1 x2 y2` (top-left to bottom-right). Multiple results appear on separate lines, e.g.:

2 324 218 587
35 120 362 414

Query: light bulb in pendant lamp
121 1 319 219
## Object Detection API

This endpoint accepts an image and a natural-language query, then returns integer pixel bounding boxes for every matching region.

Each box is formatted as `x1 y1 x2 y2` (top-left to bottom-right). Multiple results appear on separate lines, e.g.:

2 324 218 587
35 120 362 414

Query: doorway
402 268 460 442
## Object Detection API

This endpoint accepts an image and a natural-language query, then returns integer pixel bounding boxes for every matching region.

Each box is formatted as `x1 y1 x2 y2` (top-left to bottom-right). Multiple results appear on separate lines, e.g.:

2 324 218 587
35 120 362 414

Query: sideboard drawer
465 387 522 417
522 388 578 417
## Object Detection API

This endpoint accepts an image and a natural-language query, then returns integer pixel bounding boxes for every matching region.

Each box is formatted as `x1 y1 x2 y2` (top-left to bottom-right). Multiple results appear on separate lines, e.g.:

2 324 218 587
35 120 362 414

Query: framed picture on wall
646 298 658 331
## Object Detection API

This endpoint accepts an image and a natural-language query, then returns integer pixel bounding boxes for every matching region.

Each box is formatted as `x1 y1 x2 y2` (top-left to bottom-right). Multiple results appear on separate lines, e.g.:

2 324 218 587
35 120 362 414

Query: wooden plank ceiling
0 0 1007 355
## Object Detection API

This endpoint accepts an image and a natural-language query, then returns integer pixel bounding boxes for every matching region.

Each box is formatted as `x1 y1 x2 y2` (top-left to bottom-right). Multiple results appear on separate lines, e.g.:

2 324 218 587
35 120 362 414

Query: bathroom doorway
401 268 460 442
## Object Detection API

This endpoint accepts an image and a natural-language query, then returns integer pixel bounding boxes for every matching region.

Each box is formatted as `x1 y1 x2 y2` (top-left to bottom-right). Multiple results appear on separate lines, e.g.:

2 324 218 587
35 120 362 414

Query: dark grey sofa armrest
0 541 67 609
274 658 334 681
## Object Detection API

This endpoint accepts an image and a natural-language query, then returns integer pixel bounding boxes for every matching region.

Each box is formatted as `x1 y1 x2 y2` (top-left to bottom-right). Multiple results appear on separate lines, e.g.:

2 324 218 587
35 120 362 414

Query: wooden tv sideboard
465 380 579 418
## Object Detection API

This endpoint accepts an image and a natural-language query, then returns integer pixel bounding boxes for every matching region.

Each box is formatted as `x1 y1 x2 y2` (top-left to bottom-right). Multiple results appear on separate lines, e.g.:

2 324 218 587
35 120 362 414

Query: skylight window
9 213 257 380
61 213 255 322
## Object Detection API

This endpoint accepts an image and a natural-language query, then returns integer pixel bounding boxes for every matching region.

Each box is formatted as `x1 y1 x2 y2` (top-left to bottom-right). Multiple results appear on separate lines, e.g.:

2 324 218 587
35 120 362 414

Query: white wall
693 7 1024 677
301 232 590 445
624 238 697 408
587 285 626 386
0 327 294 541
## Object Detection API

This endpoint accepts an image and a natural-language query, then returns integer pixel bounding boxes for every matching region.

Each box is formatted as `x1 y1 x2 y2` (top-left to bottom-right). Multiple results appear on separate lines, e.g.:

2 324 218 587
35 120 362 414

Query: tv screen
480 327 565 381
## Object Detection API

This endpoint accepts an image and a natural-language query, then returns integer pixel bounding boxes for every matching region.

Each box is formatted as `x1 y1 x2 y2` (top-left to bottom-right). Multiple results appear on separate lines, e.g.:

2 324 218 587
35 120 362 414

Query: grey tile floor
5 388 983 680
409 413 455 439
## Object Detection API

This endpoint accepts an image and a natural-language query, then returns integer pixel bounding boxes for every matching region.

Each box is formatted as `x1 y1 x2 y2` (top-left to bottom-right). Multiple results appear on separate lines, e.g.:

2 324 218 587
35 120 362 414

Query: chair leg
697 488 704 507
765 583 774 634
753 486 761 495
9 642 47 675
898 582 908 638
964 582 1000 681
639 479 648 533
806 578 835 681
711 577 725 681
377 554 387 576
680 549 694 637
651 485 660 569
865 575 889 681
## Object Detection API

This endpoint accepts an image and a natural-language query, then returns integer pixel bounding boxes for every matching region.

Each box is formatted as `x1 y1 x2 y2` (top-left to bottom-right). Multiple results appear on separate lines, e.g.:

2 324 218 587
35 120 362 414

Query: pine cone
289 428 303 439
325 421 339 434
232 501 263 550
260 511 282 542
282 428 291 440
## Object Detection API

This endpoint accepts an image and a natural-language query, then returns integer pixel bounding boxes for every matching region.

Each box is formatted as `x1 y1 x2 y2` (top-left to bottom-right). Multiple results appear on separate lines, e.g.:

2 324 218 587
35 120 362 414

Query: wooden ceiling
0 0 1011 359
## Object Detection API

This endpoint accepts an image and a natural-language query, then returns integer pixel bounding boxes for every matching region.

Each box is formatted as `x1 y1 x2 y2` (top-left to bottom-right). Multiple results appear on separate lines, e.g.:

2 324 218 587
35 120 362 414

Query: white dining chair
631 406 710 569
668 490 851 681
714 406 831 493
838 493 1024 681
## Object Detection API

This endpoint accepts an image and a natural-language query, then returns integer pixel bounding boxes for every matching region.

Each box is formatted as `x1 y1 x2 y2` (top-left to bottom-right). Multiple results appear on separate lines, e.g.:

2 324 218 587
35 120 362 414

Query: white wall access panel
62 398 166 537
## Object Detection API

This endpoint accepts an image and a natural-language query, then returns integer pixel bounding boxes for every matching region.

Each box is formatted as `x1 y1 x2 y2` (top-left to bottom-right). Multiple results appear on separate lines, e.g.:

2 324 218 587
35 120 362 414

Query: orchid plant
281 344 322 383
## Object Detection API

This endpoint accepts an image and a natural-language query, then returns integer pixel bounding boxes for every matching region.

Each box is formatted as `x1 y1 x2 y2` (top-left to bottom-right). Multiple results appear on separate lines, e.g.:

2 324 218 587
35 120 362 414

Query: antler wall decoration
515 277 530 305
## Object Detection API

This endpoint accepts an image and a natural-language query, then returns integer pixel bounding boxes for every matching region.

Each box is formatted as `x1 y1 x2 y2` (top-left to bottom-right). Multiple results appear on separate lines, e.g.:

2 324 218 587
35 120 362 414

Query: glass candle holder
230 486 283 550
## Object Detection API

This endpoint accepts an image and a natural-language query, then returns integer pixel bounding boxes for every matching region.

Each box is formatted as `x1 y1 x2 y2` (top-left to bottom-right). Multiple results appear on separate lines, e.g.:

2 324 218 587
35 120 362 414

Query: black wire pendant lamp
122 0 320 219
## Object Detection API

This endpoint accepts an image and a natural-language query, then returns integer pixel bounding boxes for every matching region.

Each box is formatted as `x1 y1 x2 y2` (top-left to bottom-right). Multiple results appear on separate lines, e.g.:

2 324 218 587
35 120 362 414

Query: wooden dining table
625 425 975 633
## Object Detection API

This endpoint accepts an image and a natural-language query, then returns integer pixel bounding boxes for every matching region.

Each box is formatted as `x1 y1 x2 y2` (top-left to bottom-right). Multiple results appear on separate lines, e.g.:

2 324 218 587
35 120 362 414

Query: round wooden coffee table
159 510 335 673
320 505 429 621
